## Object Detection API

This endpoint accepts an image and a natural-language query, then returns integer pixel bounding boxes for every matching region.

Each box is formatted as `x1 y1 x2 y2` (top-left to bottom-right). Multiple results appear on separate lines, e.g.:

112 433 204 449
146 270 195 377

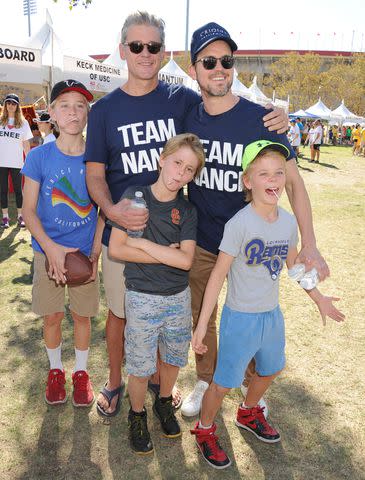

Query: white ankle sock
198 421 213 429
242 403 255 409
74 348 89 373
46 343 63 370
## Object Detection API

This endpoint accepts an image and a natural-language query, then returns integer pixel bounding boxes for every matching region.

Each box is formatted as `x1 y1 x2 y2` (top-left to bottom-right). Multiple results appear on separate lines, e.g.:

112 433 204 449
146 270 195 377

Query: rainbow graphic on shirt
51 177 93 218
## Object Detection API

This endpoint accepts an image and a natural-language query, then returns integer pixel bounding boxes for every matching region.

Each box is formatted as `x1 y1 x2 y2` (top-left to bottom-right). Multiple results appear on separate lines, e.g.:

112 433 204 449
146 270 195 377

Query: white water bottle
127 191 147 238
288 263 319 290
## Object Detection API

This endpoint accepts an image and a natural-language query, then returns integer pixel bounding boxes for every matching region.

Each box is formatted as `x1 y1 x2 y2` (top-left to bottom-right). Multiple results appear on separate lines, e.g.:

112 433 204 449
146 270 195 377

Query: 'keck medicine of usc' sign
63 55 125 93
0 44 42 84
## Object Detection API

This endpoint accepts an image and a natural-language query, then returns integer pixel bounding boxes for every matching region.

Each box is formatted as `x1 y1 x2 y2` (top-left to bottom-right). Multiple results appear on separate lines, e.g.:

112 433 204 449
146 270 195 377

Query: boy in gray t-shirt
108 134 205 455
191 140 345 470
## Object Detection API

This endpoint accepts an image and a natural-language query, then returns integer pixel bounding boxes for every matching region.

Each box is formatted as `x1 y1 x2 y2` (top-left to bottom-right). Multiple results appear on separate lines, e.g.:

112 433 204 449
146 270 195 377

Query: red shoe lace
191 425 227 461
73 372 89 391
47 370 65 399
49 370 65 386
243 406 278 436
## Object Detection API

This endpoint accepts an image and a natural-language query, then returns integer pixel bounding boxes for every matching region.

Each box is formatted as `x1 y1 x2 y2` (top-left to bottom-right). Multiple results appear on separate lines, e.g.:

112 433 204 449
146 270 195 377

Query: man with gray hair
85 11 288 454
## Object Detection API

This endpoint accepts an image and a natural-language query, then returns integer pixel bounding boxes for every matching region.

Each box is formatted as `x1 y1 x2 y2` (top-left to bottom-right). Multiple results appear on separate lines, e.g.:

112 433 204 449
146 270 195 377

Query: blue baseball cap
190 22 238 64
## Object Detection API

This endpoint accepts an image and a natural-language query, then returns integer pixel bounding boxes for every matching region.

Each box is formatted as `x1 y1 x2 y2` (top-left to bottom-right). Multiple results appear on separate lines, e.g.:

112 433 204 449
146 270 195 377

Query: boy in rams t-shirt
191 140 345 469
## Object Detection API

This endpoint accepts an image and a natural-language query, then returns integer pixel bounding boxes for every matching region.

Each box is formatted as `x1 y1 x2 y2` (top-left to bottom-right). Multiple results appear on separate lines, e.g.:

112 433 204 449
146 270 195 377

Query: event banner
0 43 42 84
63 56 124 93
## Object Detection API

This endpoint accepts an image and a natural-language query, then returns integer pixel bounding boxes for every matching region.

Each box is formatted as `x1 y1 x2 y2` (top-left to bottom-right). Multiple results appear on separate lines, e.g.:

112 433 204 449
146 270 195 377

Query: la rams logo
245 238 289 280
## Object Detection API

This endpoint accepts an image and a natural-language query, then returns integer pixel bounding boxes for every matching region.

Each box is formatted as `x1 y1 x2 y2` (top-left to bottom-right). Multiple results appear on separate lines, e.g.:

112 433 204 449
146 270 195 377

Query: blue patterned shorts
125 287 192 377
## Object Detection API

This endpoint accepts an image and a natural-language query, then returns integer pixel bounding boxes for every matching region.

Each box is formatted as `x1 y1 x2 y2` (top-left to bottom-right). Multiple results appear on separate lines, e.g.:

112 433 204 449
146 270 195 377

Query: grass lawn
0 145 364 480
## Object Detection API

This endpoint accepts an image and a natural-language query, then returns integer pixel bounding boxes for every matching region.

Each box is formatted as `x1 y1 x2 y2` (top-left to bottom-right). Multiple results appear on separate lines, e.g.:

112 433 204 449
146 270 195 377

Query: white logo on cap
64 80 78 87
199 27 227 40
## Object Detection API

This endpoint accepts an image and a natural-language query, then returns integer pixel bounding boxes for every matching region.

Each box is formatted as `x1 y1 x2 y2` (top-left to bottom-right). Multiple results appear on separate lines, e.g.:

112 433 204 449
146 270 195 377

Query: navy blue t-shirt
85 81 200 246
185 97 295 255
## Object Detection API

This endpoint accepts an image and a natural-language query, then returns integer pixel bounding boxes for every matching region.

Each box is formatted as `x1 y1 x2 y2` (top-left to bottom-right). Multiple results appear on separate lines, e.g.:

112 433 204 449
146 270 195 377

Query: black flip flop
96 382 125 418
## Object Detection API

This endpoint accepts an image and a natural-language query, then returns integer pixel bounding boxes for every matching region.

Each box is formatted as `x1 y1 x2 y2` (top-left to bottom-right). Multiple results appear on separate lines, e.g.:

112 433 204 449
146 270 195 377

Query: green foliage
270 52 365 115
52 0 92 9
321 54 365 115
271 52 323 112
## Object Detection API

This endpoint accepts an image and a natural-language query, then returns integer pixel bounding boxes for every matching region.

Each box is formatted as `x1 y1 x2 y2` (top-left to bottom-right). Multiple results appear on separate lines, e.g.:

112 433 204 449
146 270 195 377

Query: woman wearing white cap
33 112 57 145
0 93 32 228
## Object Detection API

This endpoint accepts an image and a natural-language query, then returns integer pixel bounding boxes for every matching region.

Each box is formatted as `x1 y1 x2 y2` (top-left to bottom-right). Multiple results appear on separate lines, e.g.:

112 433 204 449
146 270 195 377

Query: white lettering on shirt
195 168 243 192
121 148 162 174
117 119 176 148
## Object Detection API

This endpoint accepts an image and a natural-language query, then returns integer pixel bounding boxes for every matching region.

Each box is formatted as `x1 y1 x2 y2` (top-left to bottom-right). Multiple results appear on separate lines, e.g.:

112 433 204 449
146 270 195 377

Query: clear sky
1 0 365 55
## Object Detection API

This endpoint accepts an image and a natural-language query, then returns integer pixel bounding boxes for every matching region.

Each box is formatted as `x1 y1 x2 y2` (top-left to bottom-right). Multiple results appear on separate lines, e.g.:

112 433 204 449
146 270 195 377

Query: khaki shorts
102 244 126 318
32 251 99 317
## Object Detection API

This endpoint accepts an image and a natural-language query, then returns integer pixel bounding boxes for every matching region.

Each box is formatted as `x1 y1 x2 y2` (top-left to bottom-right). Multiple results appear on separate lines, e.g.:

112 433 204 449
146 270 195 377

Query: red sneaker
45 369 67 405
235 404 281 443
191 422 231 469
72 370 95 407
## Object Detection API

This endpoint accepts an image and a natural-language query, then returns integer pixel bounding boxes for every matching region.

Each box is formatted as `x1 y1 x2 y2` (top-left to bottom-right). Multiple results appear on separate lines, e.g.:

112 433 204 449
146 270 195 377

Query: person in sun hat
181 21 330 420
0 93 32 228
33 112 57 144
21 80 103 409
190 139 345 469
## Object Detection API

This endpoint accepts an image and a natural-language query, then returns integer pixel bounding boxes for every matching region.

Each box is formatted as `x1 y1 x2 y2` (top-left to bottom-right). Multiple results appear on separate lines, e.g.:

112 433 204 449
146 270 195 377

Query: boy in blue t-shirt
108 133 205 455
22 80 103 408
190 140 345 469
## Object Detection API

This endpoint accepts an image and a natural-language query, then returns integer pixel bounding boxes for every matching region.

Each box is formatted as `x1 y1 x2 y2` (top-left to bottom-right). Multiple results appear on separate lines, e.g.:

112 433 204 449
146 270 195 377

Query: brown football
45 251 93 286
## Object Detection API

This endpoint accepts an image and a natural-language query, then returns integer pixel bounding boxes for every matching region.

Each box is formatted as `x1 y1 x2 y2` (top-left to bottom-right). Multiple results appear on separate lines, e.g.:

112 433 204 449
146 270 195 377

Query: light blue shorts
213 304 285 388
125 287 192 377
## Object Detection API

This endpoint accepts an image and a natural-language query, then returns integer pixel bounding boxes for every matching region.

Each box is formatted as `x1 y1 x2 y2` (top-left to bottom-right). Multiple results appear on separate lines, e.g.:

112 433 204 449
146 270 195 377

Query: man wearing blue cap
85 12 288 437
181 22 329 418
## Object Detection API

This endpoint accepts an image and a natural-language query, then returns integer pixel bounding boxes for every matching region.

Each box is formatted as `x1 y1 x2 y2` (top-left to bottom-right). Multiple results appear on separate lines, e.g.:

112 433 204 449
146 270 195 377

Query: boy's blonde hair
49 94 90 112
242 148 286 202
160 133 205 176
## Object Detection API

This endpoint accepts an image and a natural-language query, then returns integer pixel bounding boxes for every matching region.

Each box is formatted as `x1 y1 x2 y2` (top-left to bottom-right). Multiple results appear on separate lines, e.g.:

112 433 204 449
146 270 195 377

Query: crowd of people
1 12 346 470
288 117 365 161
287 116 365 164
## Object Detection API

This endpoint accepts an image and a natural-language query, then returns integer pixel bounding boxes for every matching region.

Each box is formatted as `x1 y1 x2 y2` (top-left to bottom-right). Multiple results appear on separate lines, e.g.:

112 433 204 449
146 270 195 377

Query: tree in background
53 0 92 8
270 52 365 115
270 52 323 112
167 53 191 73
321 54 365 115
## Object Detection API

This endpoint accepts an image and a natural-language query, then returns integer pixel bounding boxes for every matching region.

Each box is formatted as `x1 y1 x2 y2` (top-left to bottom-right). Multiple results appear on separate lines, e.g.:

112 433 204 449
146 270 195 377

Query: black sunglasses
123 41 162 55
195 55 235 70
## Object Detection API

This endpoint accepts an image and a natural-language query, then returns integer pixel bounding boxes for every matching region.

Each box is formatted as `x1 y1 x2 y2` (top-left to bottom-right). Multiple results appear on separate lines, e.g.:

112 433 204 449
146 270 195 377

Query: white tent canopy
305 99 332 120
0 42 46 104
231 70 251 99
248 76 269 105
158 54 190 86
103 45 128 72
289 109 319 118
13 16 127 98
290 109 307 117
330 100 363 124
